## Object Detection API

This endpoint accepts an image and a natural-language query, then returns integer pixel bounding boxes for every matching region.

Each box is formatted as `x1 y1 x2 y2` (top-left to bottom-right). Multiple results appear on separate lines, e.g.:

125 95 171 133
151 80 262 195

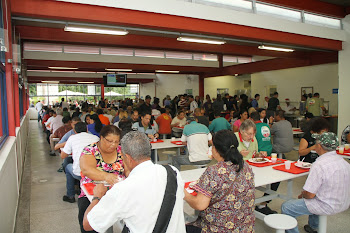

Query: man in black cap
138 95 152 115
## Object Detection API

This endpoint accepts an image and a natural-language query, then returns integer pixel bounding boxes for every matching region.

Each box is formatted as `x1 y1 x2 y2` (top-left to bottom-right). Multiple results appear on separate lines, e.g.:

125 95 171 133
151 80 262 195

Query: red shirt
52 124 72 140
98 114 110 126
155 113 172 135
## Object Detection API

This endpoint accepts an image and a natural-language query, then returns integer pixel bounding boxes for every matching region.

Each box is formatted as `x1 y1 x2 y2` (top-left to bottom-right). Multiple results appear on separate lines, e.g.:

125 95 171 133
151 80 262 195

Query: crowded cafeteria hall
2 0 350 232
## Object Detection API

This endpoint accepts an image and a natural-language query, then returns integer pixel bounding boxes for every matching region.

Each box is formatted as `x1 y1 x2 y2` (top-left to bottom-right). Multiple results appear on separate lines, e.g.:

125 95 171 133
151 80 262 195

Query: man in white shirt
189 95 198 114
35 100 43 122
83 131 186 233
61 97 69 109
61 122 99 203
282 132 350 233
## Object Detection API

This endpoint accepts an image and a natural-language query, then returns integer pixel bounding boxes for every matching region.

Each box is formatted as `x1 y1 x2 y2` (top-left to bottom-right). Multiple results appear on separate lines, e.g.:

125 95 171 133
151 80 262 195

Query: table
292 128 304 135
180 162 309 220
151 139 185 164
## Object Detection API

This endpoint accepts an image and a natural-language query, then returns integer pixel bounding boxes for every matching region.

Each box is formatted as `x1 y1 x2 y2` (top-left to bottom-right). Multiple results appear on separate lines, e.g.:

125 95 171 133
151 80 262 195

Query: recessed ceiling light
65 26 128 36
41 81 59 83
48 67 78 70
155 70 180 73
77 81 94 84
258 45 294 52
105 68 132 72
177 37 225 45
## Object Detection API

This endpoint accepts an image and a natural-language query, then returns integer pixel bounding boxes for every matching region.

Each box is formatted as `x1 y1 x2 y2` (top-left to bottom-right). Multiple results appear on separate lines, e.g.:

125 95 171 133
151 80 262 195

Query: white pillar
338 15 350 139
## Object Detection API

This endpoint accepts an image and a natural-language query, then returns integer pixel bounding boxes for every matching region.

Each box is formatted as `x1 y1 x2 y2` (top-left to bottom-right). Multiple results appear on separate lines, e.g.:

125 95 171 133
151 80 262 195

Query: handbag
122 165 178 233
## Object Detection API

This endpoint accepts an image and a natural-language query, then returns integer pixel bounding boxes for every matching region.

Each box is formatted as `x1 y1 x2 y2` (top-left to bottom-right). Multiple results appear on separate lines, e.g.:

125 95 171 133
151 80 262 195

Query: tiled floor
15 120 350 232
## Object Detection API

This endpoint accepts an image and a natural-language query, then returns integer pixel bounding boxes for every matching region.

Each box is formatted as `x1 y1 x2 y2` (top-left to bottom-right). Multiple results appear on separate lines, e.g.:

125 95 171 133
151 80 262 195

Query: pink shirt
233 119 242 129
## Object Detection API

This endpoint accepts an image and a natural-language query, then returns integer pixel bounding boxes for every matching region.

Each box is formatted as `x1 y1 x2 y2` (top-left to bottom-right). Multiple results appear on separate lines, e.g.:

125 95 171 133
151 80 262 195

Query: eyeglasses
102 136 119 145
242 131 255 137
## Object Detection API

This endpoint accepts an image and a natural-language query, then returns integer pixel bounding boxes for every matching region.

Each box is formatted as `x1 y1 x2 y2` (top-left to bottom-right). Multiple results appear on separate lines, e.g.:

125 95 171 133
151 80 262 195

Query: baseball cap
312 132 339 150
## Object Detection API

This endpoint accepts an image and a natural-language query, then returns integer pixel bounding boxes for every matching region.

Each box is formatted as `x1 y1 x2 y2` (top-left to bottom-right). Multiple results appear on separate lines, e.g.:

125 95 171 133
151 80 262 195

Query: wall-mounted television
103 74 127 87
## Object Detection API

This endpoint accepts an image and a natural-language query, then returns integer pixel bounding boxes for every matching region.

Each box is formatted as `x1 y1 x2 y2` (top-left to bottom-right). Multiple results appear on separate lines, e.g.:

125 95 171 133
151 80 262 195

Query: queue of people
34 91 350 233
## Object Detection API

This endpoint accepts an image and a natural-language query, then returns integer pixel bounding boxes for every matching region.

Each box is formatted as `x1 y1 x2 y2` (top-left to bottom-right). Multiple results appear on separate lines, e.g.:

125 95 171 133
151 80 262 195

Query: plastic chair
264 214 298 233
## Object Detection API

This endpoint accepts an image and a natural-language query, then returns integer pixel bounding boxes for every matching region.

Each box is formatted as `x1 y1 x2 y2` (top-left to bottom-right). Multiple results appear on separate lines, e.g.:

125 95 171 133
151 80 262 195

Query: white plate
248 158 269 163
295 162 312 169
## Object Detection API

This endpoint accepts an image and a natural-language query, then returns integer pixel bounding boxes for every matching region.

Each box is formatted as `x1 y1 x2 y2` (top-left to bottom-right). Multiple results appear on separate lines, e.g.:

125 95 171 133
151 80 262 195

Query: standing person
306 93 326 117
61 98 69 110
233 109 249 132
35 100 43 122
239 94 250 112
209 111 232 133
232 95 239 112
172 116 212 170
184 130 255 233
212 94 224 113
189 95 198 114
138 95 152 115
282 132 350 233
251 94 260 110
271 110 294 155
164 95 171 107
284 98 296 115
83 131 186 233
203 95 213 120
195 95 202 108
267 92 281 119
60 122 100 203
155 107 172 138
299 94 308 115
251 112 272 156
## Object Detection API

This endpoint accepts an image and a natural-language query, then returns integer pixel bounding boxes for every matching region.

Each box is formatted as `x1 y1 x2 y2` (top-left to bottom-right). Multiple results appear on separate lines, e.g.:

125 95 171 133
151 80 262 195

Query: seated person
132 111 159 141
250 112 272 156
96 108 110 125
299 112 314 133
79 125 125 233
341 125 350 145
284 98 296 114
271 110 294 155
194 108 209 128
234 119 261 160
61 122 100 203
184 130 255 233
209 110 232 133
282 132 350 233
299 117 330 163
83 131 186 233
49 116 72 156
171 110 187 138
172 116 212 170
233 109 248 132
87 114 104 137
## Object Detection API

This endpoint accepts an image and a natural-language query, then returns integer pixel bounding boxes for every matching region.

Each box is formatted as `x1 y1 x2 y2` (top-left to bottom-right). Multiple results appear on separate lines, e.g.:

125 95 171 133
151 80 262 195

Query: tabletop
151 138 185 150
180 161 309 187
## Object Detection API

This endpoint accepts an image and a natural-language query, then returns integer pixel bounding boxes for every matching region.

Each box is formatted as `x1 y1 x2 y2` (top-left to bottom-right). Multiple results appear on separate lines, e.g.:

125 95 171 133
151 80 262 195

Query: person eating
184 130 255 233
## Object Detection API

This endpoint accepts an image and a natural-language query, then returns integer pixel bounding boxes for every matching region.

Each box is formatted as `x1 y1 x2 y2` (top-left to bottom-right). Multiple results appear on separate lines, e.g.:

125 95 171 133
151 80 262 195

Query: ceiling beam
16 25 307 58
11 0 342 51
204 51 338 77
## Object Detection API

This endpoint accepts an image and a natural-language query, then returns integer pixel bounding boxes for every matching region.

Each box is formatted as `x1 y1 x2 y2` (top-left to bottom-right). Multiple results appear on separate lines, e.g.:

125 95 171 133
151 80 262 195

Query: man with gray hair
83 131 186 233
282 132 350 233
172 116 212 170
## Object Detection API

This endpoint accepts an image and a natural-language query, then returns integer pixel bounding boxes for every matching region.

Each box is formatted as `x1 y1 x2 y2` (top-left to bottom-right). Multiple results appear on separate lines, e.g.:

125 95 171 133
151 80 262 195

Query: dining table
151 138 185 164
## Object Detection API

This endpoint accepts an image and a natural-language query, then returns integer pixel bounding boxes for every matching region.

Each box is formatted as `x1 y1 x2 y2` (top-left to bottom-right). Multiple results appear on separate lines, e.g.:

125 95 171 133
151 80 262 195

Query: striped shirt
303 151 350 215
181 121 212 162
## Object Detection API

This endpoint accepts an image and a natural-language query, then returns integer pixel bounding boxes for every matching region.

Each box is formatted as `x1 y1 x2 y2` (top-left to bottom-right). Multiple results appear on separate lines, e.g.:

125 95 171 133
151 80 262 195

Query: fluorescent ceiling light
78 81 94 84
75 71 97 74
48 67 78 70
177 37 225 45
155 70 180 73
65 26 128 36
258 45 294 52
27 70 51 72
105 68 132 72
41 81 59 83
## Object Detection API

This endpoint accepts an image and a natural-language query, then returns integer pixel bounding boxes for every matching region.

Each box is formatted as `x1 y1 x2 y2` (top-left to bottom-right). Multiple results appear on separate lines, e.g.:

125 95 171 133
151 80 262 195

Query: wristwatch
92 196 101 202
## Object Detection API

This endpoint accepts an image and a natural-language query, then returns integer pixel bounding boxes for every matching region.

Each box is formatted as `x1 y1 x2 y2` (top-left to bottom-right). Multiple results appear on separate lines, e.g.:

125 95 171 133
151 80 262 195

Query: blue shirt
209 117 231 133
132 122 157 135
88 123 104 137
58 129 75 143
251 99 259 108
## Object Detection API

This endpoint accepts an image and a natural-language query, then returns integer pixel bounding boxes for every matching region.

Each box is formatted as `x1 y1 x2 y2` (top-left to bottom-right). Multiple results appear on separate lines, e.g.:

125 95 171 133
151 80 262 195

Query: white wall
139 74 199 100
251 63 339 115
204 74 251 98
0 114 30 233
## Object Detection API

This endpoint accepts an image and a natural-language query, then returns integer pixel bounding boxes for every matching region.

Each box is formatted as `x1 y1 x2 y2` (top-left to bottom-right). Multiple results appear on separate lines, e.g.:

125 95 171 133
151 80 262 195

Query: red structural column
199 74 205 98
101 84 104 99
4 0 15 136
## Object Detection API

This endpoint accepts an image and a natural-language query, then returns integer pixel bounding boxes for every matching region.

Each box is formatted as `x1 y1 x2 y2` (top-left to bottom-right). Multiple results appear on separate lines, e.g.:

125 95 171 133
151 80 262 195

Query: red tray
184 181 197 196
273 162 310 174
171 140 183 145
293 129 303 132
247 157 286 167
83 183 95 195
336 149 350 156
150 139 164 143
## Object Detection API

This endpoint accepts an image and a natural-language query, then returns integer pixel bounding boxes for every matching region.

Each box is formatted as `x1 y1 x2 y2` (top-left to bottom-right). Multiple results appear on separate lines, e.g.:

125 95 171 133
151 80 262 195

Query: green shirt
209 117 231 133
307 97 323 116
234 132 258 161
255 122 272 156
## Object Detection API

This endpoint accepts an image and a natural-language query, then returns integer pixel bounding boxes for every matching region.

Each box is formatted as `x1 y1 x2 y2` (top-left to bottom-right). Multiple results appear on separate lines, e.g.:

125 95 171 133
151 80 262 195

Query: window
0 70 8 148
256 3 301 22
304 13 341 29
